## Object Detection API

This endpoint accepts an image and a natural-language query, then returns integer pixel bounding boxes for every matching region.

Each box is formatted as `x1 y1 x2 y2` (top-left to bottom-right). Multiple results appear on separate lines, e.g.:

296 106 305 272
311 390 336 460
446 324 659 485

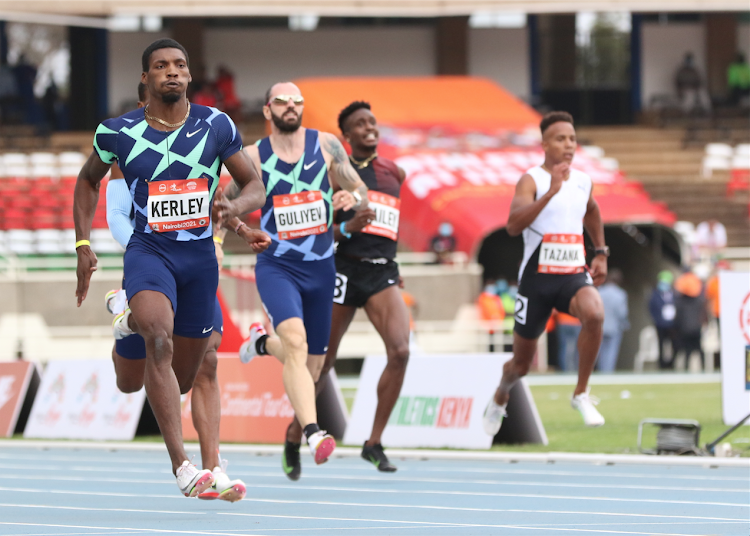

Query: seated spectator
674 268 707 370
674 53 707 113
727 52 750 106
495 279 516 317
597 268 630 373
429 222 456 264
192 82 219 108
648 270 677 370
694 219 727 261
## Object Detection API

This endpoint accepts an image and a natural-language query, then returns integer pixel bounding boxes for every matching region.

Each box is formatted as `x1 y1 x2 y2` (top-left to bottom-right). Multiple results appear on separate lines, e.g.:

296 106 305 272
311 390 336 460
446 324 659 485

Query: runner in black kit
284 102 410 478
483 111 608 434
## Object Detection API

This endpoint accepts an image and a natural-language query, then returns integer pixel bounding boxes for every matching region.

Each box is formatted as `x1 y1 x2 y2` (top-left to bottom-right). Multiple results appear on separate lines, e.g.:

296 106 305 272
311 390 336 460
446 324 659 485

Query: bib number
333 273 348 304
361 191 400 242
273 191 327 240
147 178 209 233
538 234 585 274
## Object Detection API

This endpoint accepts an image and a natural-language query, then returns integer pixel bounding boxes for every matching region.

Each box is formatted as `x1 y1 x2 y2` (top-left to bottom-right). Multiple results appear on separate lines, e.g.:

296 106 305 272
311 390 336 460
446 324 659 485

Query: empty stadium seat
90 228 123 253
705 143 733 158
599 157 619 171
35 229 65 255
581 145 605 160
701 154 730 178
735 144 750 157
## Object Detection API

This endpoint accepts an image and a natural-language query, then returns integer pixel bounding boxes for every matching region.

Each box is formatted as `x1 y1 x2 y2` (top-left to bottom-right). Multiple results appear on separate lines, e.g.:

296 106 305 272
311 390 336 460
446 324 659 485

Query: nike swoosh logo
388 279 395 284
202 327 213 333
186 129 202 138
303 161 317 170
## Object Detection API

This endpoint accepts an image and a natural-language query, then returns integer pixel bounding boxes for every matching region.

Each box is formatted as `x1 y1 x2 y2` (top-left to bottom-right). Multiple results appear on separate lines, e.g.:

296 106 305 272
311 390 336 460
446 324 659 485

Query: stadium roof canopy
0 0 746 25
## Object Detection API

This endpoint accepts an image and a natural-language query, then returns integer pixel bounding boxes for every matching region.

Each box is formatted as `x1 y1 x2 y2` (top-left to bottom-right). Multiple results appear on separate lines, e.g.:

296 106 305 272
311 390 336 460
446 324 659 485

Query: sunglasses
268 95 304 106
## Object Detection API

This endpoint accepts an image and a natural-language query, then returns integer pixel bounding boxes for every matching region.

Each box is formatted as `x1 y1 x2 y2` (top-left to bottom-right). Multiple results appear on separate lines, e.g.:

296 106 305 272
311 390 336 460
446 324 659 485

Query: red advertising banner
0 361 37 437
181 354 292 444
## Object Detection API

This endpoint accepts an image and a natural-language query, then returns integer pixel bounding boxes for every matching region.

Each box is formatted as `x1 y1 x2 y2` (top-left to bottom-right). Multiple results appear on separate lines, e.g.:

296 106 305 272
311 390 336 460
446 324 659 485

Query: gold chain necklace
144 100 191 129
349 152 377 169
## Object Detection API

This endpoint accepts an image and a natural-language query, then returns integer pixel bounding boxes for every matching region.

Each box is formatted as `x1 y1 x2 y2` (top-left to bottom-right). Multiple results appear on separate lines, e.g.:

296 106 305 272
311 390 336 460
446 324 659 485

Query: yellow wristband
75 240 91 249
213 236 224 245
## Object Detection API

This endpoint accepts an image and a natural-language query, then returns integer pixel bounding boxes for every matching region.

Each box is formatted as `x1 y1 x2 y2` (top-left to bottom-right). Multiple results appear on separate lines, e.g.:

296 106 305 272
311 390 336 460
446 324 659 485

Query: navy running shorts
123 232 219 339
115 296 224 360
254 254 336 355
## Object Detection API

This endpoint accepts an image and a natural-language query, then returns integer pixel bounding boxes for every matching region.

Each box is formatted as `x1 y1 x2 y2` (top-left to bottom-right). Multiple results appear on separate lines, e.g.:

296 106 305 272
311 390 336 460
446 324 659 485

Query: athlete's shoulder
570 167 593 186
374 156 401 176
98 108 144 133
191 104 235 129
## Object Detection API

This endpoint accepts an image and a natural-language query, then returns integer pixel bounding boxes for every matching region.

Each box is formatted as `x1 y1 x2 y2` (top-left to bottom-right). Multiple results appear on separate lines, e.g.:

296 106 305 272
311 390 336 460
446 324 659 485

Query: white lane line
4 532 144 536
0 523 272 536
1 469 745 494
218 513 706 535
0 503 206 515
0 481 746 508
3 459 748 483
1 486 745 526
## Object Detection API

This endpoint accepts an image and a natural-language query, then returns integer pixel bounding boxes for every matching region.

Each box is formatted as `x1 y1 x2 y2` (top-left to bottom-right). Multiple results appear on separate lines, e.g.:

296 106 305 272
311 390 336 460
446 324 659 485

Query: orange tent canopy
295 76 540 135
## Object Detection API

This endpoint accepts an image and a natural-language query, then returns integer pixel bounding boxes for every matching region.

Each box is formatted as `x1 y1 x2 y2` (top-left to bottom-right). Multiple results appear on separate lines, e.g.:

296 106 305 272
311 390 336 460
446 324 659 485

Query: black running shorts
513 269 593 340
333 255 400 308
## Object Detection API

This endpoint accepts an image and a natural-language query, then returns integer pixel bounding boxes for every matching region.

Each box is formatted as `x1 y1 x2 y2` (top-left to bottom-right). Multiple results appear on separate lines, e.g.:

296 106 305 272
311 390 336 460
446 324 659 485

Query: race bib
662 304 676 321
273 191 327 240
361 191 400 242
538 233 585 274
147 178 209 233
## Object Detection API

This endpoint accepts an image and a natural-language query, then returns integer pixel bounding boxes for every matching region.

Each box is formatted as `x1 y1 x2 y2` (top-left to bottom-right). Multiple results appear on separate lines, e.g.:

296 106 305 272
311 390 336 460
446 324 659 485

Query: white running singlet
518 166 593 282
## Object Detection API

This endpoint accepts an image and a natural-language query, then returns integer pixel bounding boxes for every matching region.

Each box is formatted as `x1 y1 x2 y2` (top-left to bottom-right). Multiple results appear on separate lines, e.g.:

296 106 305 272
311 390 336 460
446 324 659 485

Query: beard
272 109 303 133
161 91 181 104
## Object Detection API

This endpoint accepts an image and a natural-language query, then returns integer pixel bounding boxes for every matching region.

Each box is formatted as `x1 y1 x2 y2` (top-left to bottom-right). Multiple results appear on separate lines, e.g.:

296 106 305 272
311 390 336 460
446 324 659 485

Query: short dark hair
338 101 371 133
540 111 574 135
137 82 147 103
141 38 189 73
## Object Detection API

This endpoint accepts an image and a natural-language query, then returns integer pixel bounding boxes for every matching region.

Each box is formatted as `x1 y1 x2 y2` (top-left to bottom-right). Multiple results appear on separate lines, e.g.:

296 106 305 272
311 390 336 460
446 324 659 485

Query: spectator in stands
674 267 707 370
13 54 39 124
727 52 750 106
215 65 242 122
0 57 18 123
192 82 219 108
477 281 505 352
597 268 630 372
649 270 677 370
674 53 706 113
554 310 581 372
694 219 727 262
429 222 456 264
495 278 516 317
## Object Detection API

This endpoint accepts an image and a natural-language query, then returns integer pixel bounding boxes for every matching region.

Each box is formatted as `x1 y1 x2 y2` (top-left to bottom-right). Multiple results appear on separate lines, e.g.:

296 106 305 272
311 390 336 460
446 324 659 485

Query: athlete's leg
266 318 317 427
111 344 145 393
191 331 222 471
493 332 538 406
363 285 410 445
130 290 194 474
569 286 604 396
287 303 356 443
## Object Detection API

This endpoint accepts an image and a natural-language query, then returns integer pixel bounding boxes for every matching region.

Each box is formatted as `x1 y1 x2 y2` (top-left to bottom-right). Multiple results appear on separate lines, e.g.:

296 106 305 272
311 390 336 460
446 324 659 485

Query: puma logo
186 129 202 138
303 161 317 171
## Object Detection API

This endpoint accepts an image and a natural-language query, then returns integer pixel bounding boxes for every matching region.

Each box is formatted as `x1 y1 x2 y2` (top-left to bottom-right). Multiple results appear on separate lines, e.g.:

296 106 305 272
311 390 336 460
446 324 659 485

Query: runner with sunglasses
482 111 608 436
283 101 409 478
238 82 369 467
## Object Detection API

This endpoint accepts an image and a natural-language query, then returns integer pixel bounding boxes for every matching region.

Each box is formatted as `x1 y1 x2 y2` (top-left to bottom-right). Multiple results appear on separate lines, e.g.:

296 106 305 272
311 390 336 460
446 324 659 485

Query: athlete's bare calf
493 285 603 407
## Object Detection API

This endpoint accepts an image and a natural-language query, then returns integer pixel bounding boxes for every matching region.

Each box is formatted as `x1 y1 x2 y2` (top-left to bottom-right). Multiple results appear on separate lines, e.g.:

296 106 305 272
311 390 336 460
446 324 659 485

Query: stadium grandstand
0 2 748 535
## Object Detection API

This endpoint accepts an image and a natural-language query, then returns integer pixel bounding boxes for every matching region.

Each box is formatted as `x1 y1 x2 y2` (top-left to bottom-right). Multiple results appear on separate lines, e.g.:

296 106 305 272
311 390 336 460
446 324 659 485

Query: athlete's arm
215 149 266 224
583 190 608 286
74 151 113 306
321 132 369 212
506 164 566 236
106 173 134 249
217 181 271 253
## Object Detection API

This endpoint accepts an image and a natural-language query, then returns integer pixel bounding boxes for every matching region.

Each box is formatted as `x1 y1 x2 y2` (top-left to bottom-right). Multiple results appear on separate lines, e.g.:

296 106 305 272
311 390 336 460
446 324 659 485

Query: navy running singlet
94 104 242 242
257 129 334 261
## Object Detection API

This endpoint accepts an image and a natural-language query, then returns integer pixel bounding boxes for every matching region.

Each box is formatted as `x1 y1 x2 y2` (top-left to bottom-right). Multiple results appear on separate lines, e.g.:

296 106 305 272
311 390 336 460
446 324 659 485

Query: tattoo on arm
322 134 364 190
224 179 241 200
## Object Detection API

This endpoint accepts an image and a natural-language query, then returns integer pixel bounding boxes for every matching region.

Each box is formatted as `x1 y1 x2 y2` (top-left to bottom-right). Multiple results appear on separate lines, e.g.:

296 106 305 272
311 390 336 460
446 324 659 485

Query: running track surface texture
0 441 748 536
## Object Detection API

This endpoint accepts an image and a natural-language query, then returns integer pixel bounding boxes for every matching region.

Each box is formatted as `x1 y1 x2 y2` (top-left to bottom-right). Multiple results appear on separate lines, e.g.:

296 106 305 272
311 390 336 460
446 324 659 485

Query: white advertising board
719 271 750 425
344 353 546 449
24 359 146 440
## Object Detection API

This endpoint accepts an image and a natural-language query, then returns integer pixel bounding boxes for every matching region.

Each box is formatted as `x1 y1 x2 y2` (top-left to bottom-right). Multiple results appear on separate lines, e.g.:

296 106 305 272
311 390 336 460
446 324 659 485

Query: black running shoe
361 442 397 472
282 439 301 481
